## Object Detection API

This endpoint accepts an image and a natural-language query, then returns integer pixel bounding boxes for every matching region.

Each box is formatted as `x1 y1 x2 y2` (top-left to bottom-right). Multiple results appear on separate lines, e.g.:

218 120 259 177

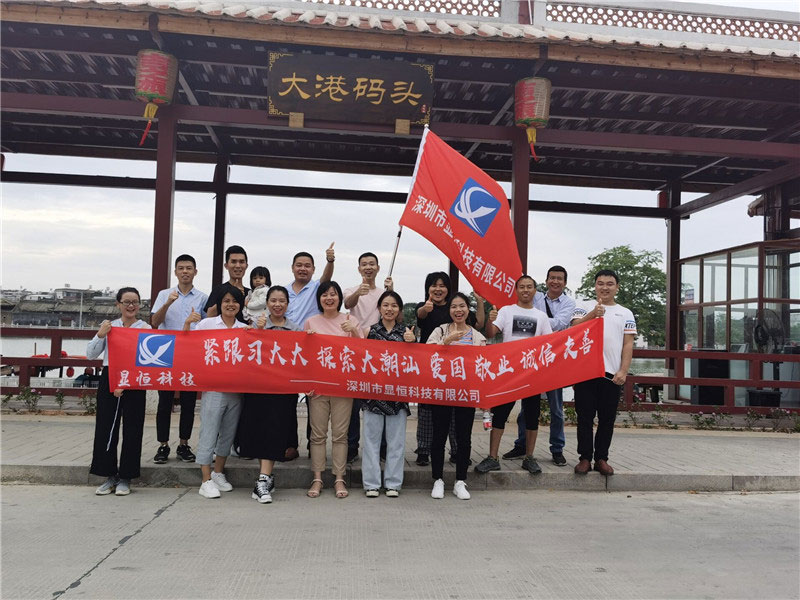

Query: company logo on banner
107 321 605 409
136 333 175 368
450 178 500 237
399 129 524 309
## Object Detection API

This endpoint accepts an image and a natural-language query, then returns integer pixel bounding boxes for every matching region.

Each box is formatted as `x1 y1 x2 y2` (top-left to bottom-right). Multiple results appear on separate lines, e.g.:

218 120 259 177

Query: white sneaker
210 471 233 492
95 477 118 495
431 478 445 499
453 480 471 500
199 480 221 499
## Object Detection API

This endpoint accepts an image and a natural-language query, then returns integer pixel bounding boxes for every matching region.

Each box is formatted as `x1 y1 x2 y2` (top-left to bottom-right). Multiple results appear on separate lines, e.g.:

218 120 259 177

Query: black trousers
156 390 197 443
431 404 475 481
491 395 540 431
574 375 620 462
89 368 146 480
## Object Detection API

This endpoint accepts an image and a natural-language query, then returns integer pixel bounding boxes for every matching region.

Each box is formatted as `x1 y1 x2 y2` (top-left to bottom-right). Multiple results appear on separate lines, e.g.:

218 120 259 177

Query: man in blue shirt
285 243 336 327
504 265 576 466
151 254 208 464
284 244 335 459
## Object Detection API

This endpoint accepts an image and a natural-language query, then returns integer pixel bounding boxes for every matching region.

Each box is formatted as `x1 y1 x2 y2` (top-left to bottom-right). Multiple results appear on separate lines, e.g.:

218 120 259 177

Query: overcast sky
1 0 796 303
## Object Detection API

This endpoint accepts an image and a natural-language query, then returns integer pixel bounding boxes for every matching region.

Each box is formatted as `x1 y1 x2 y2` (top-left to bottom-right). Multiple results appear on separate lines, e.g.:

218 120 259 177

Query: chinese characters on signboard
268 52 434 125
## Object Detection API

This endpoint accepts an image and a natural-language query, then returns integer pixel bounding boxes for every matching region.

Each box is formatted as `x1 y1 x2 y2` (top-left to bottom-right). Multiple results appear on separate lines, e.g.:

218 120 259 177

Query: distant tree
577 245 666 347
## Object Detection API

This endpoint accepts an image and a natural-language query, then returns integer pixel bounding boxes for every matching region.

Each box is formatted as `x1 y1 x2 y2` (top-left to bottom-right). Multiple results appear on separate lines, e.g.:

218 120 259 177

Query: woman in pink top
304 281 363 498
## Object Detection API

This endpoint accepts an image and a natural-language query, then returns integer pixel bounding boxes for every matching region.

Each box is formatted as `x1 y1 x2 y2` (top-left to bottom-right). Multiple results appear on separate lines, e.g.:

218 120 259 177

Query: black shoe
552 452 567 466
416 453 429 466
153 445 169 464
347 448 358 463
522 455 542 475
502 446 526 460
176 444 196 462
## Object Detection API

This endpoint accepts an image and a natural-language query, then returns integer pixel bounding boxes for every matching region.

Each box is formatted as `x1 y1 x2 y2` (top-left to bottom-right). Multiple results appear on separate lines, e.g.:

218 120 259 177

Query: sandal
334 479 349 499
307 479 323 498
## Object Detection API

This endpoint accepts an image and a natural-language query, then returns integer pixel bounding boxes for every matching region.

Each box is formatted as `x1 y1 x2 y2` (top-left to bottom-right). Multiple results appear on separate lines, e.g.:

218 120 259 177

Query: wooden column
665 180 682 362
449 261 459 293
149 109 177 304
212 156 230 289
511 129 530 272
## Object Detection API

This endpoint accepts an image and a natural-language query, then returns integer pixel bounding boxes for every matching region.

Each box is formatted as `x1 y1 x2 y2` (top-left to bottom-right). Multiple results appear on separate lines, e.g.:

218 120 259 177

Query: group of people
88 244 636 502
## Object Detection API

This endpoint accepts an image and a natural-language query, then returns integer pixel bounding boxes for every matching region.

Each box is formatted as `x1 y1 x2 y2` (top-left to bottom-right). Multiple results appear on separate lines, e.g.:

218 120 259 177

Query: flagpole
388 125 431 278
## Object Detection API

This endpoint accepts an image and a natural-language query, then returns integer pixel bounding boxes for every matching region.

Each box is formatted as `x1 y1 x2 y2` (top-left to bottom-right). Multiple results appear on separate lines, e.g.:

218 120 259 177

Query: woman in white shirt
426 292 487 501
88 287 151 496
186 284 249 499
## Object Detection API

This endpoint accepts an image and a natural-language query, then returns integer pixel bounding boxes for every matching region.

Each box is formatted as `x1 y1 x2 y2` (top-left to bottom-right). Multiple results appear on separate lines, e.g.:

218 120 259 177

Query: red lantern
66 367 75 378
134 50 178 146
514 77 551 161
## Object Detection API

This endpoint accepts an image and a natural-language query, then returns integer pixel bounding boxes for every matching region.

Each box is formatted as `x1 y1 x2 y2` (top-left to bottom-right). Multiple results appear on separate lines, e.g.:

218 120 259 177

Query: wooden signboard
268 52 434 126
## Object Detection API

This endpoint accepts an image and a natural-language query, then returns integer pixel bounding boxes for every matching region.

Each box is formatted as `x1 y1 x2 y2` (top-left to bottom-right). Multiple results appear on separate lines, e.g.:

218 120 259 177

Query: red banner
399 128 523 308
107 320 604 409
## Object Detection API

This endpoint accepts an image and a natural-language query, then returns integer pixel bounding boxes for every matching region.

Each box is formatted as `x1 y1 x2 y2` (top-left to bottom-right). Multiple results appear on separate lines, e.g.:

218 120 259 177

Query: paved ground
1 485 798 600
2 413 799 492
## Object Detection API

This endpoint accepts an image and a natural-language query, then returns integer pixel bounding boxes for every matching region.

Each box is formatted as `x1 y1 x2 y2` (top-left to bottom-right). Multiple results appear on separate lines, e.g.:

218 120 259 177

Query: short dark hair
316 280 343 312
116 287 140 302
225 245 247 263
424 271 451 300
249 266 272 289
266 285 289 302
516 274 536 288
594 269 619 284
377 290 404 312
547 265 567 282
174 254 196 268
449 291 472 308
358 252 379 265
292 251 314 266
215 283 245 318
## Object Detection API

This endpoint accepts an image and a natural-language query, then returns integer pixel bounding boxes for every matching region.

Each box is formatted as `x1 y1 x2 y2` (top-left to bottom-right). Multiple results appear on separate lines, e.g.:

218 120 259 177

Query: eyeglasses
119 300 140 307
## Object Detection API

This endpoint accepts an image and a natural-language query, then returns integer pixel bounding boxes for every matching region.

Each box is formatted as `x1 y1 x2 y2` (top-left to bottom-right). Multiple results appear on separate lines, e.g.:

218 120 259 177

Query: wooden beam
6 2 797 79
528 201 670 218
1 3 151 30
546 44 800 81
673 162 800 217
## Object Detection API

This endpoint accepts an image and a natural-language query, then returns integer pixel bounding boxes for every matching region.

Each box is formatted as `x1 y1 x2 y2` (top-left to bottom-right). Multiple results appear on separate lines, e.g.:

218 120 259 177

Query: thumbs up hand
325 242 335 263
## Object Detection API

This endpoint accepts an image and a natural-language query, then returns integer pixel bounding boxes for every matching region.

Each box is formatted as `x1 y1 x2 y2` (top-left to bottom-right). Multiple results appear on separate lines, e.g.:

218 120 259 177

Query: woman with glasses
88 287 151 496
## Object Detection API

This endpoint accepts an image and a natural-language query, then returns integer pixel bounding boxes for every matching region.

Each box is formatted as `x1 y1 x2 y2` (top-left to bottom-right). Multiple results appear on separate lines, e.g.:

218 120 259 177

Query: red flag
399 128 523 308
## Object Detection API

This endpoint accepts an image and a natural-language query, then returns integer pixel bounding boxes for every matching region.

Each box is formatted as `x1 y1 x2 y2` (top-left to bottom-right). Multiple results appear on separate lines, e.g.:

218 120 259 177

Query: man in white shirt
505 266 576 466
150 254 208 464
571 269 637 476
475 275 552 475
342 252 393 462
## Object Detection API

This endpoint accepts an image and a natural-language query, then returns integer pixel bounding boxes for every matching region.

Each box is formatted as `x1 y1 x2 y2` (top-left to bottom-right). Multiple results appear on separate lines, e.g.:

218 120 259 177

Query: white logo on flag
137 335 174 367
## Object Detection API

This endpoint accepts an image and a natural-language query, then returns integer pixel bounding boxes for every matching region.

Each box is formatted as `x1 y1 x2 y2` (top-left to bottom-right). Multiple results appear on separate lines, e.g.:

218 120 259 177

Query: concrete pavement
1 485 798 599
1 412 799 492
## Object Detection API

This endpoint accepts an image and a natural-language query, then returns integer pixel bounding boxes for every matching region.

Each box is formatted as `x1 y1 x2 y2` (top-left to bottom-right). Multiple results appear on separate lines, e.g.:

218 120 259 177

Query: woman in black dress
238 285 301 504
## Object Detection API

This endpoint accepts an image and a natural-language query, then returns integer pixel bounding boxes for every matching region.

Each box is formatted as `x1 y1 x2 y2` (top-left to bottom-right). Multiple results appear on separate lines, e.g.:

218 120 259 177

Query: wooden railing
1 327 101 396
622 349 800 414
2 327 799 411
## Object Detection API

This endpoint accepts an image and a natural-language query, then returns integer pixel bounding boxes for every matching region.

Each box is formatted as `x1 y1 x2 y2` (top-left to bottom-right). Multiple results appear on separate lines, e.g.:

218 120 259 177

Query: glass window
703 254 728 303
730 248 758 301
680 309 699 349
702 306 727 350
680 260 700 304
729 303 757 352
763 249 797 300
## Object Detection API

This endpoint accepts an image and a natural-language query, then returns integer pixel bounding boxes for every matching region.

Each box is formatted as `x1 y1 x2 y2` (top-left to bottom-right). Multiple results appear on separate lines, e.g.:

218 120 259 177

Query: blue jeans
514 389 565 454
362 410 407 490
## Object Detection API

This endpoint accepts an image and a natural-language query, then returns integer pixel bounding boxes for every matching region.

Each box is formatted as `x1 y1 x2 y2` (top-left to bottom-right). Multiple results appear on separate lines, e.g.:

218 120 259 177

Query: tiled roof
20 0 800 58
